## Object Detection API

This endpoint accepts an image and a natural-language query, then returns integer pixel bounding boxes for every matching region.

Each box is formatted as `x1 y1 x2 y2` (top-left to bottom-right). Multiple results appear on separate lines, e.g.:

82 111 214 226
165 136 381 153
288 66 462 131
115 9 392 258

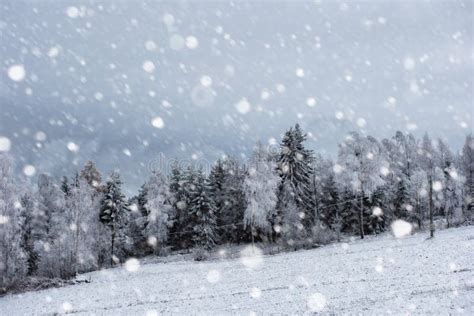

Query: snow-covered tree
34 173 69 278
126 184 149 256
337 132 386 238
461 134 474 220
19 192 38 276
99 172 129 265
80 160 103 192
223 159 247 243
144 170 173 253
34 173 64 244
277 124 315 234
243 142 279 243
64 178 99 274
419 133 438 238
0 154 27 291
279 182 305 247
190 170 217 250
168 164 196 249
409 169 428 229
319 164 340 231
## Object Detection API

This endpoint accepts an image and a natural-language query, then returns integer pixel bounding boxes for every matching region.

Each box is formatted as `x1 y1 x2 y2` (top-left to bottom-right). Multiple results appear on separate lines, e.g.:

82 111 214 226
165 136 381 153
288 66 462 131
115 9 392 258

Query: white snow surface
1 227 473 315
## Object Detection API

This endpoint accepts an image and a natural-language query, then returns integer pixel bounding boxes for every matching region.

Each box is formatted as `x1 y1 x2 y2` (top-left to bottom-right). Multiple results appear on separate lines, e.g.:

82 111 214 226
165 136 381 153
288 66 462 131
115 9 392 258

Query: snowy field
1 226 473 315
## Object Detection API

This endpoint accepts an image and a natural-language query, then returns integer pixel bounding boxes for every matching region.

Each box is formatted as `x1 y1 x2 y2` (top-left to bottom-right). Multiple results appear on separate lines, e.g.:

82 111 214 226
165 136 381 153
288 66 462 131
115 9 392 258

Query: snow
391 219 413 238
240 245 264 270
22 165 36 177
306 97 316 107
200 75 212 87
151 117 165 129
356 117 367 128
145 40 157 51
124 258 140 272
1 226 472 315
0 137 11 152
404 57 416 71
433 181 443 192
7 64 25 82
162 13 175 26
372 206 383 217
169 34 185 50
306 292 327 312
295 68 305 77
206 269 221 283
186 36 199 49
66 6 79 19
235 98 251 114
67 142 80 153
142 61 156 73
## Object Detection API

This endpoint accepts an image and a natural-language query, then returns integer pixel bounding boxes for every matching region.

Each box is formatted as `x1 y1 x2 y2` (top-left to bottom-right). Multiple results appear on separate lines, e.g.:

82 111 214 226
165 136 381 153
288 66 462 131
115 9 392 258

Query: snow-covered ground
1 226 473 315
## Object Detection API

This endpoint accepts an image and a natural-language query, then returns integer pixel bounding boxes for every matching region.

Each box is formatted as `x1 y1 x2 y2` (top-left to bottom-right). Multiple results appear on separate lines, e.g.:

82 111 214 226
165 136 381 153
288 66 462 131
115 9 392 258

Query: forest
1 124 473 293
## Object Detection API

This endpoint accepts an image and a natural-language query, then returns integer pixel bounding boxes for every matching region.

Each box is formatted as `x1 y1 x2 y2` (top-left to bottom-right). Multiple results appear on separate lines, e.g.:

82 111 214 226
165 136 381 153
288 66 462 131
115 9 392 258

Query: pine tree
171 165 198 249
126 183 149 255
277 124 315 234
437 139 458 227
216 158 247 243
99 172 129 265
19 192 38 276
190 170 217 250
320 170 339 230
80 160 102 192
60 176 70 196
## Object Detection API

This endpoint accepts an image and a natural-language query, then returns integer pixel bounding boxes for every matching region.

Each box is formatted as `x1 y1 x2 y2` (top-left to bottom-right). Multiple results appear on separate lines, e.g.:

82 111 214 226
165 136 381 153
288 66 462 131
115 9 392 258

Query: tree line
1 125 473 292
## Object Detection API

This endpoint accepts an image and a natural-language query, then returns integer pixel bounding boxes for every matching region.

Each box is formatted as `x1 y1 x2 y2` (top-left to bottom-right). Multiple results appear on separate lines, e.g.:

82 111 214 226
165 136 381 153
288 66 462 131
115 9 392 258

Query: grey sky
1 0 472 193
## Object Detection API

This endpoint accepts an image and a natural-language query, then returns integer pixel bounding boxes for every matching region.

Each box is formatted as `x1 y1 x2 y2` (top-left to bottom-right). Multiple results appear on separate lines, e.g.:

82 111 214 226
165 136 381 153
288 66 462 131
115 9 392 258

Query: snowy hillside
1 226 473 315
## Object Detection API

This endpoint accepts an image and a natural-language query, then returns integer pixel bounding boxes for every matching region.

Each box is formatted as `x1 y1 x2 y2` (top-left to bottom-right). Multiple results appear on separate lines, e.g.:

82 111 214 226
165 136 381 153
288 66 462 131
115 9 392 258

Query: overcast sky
1 0 472 193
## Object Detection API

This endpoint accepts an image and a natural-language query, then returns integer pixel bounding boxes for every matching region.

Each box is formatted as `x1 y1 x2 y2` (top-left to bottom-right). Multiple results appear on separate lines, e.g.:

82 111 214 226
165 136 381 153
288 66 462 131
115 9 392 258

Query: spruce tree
277 124 315 234
99 172 129 265
190 170 217 250
19 193 38 275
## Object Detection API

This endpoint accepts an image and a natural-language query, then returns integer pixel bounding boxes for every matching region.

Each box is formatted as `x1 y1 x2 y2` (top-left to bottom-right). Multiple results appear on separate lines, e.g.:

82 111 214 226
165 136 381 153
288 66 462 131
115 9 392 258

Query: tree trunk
359 192 364 239
111 224 116 266
429 176 434 238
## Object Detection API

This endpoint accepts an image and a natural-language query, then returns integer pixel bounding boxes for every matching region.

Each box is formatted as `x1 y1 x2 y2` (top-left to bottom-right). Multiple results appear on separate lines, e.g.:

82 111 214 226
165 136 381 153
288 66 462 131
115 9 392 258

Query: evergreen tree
60 176 70 196
277 124 315 234
99 172 129 265
320 169 339 230
80 160 103 191
168 162 193 249
19 192 38 276
190 170 217 250
218 158 247 243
